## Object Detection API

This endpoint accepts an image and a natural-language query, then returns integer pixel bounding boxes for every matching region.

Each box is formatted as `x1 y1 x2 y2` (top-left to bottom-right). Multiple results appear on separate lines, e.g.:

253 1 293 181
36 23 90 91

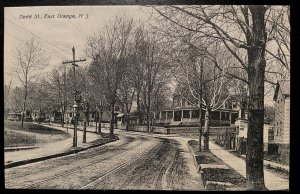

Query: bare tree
49 65 72 127
169 44 231 150
87 60 108 134
10 86 24 114
86 16 134 137
14 38 49 128
118 60 136 131
265 6 290 80
4 77 13 115
27 78 55 124
151 5 287 190
131 25 171 133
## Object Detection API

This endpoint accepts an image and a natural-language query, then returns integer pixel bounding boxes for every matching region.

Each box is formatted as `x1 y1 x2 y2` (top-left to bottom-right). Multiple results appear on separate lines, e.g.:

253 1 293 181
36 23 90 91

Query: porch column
166 111 168 121
220 111 222 126
181 110 183 122
172 111 174 122
229 112 232 125
159 111 161 122
190 110 192 121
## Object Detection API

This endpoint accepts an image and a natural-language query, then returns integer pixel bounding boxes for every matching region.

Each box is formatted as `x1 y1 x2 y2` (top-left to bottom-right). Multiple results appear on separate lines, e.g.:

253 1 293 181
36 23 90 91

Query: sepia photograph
3 2 290 191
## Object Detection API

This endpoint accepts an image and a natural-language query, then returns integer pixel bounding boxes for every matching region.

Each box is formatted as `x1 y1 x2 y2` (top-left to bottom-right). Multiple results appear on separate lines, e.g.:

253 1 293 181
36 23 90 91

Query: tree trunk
83 119 87 143
147 105 151 134
125 108 129 131
246 5 267 191
136 91 143 125
62 109 65 127
95 112 98 133
110 103 115 137
198 58 203 152
98 111 102 134
83 104 89 142
126 117 129 131
199 107 202 152
21 111 25 128
21 90 27 128
38 107 41 124
203 109 210 151
49 112 51 125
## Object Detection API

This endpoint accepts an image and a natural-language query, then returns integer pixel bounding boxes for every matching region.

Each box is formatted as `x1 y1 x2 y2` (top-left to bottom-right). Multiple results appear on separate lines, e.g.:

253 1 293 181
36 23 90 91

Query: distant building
5 112 22 121
157 92 239 127
63 104 123 127
235 118 275 155
273 80 290 164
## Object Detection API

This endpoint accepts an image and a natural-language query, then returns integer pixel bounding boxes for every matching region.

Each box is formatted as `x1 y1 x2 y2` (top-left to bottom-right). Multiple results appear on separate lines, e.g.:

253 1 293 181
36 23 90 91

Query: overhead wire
5 32 66 60
5 12 72 57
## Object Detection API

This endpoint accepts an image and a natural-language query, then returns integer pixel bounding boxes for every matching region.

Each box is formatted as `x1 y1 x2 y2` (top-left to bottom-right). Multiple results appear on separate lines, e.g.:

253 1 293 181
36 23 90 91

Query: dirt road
5 130 204 190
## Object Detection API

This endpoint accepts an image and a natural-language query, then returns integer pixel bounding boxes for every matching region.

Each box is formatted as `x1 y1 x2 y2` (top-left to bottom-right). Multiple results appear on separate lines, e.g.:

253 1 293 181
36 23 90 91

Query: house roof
273 80 290 100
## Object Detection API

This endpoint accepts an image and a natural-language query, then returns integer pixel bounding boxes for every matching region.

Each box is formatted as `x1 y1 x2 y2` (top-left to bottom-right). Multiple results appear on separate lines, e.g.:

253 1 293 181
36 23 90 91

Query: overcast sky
4 5 151 81
4 5 275 106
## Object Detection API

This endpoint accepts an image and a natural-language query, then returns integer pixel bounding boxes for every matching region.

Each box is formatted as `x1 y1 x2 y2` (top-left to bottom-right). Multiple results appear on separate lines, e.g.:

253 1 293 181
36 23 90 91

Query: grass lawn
4 120 71 147
4 120 66 134
4 129 36 147
201 168 246 188
188 140 246 189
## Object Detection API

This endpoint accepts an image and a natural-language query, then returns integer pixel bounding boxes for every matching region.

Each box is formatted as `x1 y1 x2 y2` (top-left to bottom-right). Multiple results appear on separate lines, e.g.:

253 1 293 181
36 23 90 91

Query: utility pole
83 100 89 143
198 57 203 152
62 47 86 147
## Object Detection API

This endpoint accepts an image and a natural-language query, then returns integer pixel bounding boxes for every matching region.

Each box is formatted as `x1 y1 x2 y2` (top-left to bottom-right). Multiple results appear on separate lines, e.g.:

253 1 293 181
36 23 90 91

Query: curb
187 141 243 191
265 163 289 174
5 146 39 152
239 154 289 174
187 142 201 172
5 136 119 169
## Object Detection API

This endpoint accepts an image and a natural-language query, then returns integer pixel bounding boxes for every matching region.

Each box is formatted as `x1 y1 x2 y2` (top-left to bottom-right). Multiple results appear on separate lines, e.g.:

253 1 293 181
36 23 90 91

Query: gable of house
274 80 290 145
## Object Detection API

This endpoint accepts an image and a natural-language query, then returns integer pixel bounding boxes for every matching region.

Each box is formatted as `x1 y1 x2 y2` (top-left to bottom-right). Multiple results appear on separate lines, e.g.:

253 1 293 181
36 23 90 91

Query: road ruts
88 138 203 190
5 132 204 190
5 135 153 189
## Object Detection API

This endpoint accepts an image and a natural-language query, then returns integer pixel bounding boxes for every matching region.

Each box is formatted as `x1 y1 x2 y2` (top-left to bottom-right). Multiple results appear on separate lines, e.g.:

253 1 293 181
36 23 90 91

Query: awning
116 113 124 118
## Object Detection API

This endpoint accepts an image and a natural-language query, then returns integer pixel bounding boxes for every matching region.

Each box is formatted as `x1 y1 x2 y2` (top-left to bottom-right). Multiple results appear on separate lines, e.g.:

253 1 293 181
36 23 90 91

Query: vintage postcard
4 3 290 191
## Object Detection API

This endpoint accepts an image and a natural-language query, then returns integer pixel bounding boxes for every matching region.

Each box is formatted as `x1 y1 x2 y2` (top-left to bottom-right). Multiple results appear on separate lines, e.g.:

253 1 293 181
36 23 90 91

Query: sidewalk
240 154 289 173
209 142 289 191
5 123 114 168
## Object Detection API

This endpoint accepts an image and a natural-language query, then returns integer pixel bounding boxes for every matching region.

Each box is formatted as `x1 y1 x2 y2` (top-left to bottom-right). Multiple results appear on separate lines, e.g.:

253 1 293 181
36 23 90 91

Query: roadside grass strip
188 140 246 191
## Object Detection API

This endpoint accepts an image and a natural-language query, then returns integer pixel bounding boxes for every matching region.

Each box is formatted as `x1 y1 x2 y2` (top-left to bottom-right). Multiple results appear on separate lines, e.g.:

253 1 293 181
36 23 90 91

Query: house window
191 110 199 118
268 128 274 141
183 110 190 118
176 99 180 107
182 99 186 107
240 127 244 131
161 111 166 119
167 111 173 119
232 101 237 109
178 99 182 107
221 112 229 121
211 111 220 120
70 113 72 117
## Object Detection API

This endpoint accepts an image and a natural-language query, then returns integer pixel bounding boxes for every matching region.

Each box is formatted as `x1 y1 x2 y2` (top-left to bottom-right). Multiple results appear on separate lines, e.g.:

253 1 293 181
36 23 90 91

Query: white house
235 118 274 154
273 80 290 164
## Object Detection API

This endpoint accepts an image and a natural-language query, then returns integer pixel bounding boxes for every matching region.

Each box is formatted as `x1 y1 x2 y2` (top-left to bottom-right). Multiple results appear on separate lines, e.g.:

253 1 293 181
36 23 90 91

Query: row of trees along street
4 5 290 191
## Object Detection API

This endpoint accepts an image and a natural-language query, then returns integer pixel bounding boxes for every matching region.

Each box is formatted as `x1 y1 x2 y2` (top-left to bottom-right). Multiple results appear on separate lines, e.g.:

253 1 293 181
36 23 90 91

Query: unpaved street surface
5 131 204 190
